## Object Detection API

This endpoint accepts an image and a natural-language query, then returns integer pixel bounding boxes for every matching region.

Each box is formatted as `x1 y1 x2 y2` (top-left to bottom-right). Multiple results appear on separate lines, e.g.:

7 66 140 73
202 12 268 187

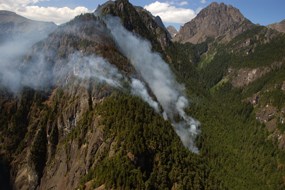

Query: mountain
174 2 254 44
268 19 285 33
167 25 178 38
0 10 56 43
168 21 285 189
1 0 285 190
0 1 203 189
95 0 171 50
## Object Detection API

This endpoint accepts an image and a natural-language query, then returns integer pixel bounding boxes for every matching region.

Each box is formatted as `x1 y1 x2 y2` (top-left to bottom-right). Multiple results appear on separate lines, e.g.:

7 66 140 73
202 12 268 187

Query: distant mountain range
0 10 56 43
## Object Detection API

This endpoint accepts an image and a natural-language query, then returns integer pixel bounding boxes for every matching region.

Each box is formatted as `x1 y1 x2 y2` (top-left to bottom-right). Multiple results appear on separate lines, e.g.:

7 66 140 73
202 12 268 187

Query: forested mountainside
1 0 285 189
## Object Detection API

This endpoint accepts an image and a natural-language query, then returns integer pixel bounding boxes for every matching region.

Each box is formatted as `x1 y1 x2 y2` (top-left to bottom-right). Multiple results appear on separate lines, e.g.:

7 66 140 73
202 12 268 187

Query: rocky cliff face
174 2 254 44
96 0 171 50
268 19 285 33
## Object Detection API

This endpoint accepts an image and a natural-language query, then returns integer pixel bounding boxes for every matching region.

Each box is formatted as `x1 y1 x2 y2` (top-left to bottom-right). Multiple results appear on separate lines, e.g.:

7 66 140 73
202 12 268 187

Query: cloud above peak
18 6 89 24
0 0 90 24
144 1 196 24
0 0 197 25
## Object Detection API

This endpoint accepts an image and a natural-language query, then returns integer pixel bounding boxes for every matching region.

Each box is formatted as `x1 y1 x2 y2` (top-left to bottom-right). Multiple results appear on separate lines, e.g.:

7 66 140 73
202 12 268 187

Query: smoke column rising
105 17 200 153
131 78 160 113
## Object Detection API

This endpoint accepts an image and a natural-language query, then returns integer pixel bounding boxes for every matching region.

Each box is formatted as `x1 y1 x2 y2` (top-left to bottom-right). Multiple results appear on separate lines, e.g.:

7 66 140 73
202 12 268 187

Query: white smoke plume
0 13 200 152
0 31 54 92
65 52 124 88
105 17 200 153
64 53 161 112
131 78 160 113
0 37 159 110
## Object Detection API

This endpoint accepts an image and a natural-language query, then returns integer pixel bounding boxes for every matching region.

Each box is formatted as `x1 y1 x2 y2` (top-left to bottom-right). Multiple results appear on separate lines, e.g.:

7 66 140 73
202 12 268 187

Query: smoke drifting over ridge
0 49 127 92
0 28 157 107
65 53 161 114
0 31 54 92
67 52 124 88
0 13 200 153
0 34 161 112
105 17 200 153
131 78 160 113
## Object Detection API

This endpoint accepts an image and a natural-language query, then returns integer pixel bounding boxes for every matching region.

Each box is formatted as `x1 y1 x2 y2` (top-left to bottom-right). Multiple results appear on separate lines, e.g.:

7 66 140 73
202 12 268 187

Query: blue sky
207 0 285 25
0 0 284 28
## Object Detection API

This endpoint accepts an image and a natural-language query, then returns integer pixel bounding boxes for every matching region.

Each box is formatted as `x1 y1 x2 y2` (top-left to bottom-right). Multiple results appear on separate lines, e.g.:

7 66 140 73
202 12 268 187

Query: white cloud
18 6 89 24
0 0 90 24
200 0 207 4
144 1 196 24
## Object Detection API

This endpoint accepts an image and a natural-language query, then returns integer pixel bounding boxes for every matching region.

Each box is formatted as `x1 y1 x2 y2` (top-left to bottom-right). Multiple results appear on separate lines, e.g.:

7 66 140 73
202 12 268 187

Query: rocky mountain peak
203 2 243 21
95 0 171 50
174 2 254 44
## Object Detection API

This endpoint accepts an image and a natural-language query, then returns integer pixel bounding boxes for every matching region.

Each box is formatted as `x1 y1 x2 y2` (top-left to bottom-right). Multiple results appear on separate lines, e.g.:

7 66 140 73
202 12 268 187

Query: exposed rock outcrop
95 0 171 50
174 2 254 44
228 60 283 88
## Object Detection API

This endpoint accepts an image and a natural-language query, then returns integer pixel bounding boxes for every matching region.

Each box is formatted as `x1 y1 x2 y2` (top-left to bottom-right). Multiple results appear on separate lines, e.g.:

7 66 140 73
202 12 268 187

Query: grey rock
174 2 254 44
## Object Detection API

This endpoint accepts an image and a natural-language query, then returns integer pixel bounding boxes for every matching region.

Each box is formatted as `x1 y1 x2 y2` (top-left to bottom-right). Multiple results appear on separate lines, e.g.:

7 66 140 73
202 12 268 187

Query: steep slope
190 23 285 186
174 2 254 44
198 25 282 88
0 10 56 43
268 19 285 33
167 24 285 189
0 1 208 189
0 13 136 189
